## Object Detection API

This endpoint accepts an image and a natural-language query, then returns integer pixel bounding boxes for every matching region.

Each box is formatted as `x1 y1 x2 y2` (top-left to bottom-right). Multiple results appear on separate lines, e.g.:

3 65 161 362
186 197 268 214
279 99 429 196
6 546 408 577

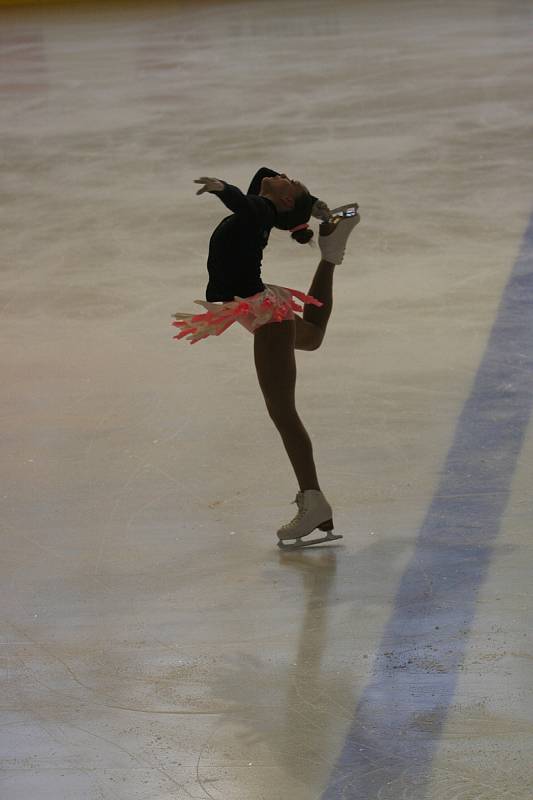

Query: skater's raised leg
294 259 336 351
294 221 337 352
254 318 321 493
303 258 336 334
294 215 359 352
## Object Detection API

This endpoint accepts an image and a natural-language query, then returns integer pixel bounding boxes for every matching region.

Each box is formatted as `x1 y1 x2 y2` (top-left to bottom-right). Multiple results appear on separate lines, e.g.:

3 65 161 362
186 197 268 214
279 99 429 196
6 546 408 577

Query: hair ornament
288 221 317 248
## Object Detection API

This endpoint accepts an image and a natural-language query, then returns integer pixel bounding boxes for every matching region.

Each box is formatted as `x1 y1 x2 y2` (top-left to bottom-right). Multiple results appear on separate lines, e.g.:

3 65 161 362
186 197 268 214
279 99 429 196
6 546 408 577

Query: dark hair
275 190 314 245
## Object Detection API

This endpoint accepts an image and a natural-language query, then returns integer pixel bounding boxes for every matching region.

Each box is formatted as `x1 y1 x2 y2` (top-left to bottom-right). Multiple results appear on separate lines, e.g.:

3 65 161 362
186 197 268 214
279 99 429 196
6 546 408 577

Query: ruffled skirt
171 283 323 344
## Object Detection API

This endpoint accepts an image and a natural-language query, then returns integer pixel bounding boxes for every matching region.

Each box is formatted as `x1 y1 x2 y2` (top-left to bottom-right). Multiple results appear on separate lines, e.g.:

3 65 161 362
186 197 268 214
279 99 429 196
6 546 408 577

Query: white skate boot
319 203 360 265
277 489 343 550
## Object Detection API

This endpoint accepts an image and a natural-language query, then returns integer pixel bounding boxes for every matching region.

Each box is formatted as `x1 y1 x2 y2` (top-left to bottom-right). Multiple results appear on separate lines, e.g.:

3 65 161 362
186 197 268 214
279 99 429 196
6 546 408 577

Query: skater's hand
311 199 332 222
194 177 225 195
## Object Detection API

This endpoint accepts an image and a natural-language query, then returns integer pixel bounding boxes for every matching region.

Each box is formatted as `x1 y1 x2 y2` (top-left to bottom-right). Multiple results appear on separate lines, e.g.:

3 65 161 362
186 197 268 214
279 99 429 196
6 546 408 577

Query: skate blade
277 532 343 551
329 203 359 222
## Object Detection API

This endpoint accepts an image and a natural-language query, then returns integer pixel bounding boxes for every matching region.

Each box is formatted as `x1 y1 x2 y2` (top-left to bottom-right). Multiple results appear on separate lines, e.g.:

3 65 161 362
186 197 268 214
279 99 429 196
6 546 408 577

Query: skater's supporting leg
254 319 321 493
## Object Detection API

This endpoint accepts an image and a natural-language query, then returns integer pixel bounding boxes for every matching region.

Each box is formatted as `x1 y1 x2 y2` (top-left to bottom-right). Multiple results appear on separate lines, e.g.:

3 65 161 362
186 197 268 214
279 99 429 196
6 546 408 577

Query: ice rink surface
1 0 533 797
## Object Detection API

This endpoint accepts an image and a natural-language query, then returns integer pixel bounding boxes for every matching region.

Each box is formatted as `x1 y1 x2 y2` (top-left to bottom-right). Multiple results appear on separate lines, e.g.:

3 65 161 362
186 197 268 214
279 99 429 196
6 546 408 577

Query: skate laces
284 496 305 530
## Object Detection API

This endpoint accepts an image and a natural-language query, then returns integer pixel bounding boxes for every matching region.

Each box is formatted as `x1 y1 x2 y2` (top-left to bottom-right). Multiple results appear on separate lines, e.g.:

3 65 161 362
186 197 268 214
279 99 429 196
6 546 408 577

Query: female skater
172 167 360 549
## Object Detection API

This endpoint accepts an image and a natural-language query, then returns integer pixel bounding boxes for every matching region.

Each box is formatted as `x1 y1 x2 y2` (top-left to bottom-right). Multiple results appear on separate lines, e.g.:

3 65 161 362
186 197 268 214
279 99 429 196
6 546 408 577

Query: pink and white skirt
171 283 323 345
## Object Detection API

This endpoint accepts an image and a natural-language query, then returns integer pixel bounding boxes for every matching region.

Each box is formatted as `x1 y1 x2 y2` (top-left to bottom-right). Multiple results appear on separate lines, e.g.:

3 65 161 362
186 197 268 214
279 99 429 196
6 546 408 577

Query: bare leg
254 319 320 492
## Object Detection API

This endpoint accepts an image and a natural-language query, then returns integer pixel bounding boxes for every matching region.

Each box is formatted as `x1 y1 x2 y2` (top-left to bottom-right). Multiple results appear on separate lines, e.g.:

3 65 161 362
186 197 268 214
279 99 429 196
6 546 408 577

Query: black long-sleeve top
204 167 317 302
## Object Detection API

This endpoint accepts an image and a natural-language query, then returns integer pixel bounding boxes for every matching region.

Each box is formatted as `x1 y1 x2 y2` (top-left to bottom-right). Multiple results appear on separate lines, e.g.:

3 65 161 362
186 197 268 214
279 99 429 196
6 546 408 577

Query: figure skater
172 167 360 549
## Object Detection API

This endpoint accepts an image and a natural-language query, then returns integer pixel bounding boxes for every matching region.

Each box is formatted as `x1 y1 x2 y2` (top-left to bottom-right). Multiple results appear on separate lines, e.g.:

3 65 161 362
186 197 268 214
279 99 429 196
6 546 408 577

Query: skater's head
259 174 314 245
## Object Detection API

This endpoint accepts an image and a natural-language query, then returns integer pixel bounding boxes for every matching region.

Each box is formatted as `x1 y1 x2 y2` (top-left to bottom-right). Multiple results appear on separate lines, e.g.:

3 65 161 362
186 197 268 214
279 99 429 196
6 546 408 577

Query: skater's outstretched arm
194 176 276 228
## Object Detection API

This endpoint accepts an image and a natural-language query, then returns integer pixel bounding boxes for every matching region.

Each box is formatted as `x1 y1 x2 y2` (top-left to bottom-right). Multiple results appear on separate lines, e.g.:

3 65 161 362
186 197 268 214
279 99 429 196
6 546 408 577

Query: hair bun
291 228 314 245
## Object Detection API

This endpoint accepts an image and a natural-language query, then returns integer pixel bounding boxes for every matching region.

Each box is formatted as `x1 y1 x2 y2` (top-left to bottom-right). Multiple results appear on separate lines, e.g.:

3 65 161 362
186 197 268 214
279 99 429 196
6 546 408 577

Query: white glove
311 199 332 222
194 177 225 195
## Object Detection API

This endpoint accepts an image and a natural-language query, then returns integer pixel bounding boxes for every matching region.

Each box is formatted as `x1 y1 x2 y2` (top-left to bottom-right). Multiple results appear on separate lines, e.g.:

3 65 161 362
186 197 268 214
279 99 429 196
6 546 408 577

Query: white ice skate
319 203 360 266
277 489 343 550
